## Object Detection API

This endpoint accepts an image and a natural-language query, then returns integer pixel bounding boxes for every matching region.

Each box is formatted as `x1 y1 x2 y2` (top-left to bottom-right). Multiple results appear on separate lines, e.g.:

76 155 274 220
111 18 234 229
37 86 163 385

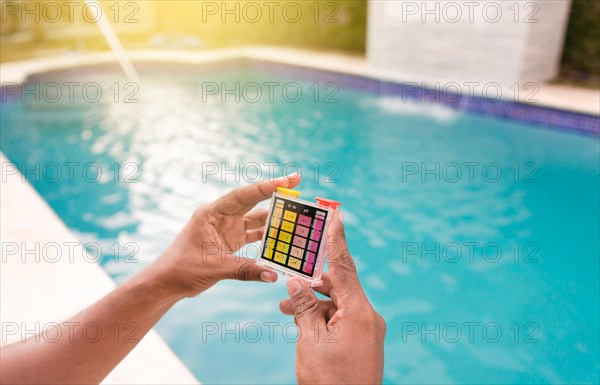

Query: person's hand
279 211 386 385
0 173 301 385
147 173 301 299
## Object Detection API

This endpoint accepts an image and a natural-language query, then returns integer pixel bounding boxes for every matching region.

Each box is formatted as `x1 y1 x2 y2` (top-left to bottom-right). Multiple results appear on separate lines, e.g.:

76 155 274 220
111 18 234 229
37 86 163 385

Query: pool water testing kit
257 187 341 286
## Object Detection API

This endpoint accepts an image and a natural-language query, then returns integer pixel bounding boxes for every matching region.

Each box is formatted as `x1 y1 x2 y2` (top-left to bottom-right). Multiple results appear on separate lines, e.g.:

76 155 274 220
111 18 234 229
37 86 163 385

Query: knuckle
329 247 356 271
234 262 251 281
339 252 358 274
232 191 246 209
334 263 358 288
194 205 218 226
354 307 385 329
257 181 271 197
294 294 320 318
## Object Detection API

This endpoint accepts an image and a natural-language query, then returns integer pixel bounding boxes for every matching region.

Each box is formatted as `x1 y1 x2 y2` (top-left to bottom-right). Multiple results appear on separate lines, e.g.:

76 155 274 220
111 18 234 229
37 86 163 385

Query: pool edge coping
1 46 598 136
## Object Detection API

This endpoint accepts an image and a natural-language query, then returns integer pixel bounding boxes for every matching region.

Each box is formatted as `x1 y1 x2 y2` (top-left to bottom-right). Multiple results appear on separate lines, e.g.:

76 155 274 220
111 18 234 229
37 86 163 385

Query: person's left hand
147 173 301 299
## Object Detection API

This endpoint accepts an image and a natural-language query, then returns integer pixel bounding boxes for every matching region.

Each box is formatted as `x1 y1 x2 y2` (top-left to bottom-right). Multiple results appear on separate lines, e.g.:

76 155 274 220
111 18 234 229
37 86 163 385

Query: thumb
326 210 363 300
287 278 325 329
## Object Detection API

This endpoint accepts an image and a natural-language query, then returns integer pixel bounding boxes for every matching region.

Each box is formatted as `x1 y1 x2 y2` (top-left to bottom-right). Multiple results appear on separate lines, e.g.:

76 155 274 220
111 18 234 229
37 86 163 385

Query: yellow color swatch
274 252 287 264
281 220 295 233
283 210 297 222
278 231 292 243
276 242 290 254
269 227 278 238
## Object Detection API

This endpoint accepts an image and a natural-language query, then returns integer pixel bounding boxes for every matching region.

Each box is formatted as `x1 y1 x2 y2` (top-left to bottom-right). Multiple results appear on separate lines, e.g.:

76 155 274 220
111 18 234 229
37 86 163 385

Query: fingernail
287 279 303 296
261 271 276 282
280 172 298 181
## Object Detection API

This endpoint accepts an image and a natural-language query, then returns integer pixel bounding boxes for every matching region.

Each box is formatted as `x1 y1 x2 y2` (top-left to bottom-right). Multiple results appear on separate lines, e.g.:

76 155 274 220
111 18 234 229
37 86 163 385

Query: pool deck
0 46 598 383
0 152 199 384
1 46 599 115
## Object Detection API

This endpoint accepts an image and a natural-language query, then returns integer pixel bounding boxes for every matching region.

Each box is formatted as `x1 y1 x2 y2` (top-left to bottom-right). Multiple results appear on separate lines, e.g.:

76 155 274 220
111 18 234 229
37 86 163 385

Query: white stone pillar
367 0 572 93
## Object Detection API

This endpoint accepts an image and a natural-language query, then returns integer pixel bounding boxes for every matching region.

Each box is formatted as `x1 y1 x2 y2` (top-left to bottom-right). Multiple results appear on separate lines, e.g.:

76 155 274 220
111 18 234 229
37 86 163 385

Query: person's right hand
279 211 386 385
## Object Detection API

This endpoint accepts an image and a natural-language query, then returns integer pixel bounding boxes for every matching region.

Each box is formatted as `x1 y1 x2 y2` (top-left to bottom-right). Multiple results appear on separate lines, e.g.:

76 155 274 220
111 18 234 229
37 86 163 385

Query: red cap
315 197 341 210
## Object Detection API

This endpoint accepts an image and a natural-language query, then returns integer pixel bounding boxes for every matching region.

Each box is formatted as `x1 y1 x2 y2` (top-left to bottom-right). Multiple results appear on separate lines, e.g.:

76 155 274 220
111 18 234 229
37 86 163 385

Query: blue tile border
1 57 598 136
245 59 600 137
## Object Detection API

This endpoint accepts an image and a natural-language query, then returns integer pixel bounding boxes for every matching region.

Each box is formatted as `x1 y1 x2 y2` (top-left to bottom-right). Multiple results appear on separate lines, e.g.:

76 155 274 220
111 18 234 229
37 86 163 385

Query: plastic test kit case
257 187 341 287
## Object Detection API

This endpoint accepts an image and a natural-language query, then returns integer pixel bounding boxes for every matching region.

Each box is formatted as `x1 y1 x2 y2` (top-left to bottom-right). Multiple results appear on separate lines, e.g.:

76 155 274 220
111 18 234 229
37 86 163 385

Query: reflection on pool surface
1 66 599 384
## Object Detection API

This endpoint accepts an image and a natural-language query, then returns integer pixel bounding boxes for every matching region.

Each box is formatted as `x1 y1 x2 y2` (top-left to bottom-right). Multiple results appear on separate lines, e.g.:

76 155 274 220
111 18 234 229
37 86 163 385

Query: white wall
367 0 572 89
520 1 572 82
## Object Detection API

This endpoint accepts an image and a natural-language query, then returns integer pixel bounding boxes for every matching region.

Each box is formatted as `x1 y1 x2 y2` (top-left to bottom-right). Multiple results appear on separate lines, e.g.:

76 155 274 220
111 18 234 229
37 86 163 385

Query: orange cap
315 197 341 210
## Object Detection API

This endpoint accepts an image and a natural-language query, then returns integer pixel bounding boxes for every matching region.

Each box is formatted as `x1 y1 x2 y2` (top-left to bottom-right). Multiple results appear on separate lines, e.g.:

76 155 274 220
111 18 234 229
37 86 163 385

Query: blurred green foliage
1 0 598 86
152 0 367 52
0 0 367 62
560 0 600 80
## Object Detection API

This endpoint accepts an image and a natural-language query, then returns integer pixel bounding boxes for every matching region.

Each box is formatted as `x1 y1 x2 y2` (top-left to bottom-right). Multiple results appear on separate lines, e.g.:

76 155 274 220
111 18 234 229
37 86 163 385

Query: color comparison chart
262 197 329 277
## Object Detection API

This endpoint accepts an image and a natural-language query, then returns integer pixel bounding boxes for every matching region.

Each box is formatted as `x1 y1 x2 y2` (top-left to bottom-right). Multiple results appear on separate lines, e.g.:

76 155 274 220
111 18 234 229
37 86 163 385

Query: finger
287 278 326 329
213 173 301 216
279 298 337 319
244 209 269 230
225 258 278 283
326 210 364 304
245 228 264 243
312 272 336 300
279 299 294 315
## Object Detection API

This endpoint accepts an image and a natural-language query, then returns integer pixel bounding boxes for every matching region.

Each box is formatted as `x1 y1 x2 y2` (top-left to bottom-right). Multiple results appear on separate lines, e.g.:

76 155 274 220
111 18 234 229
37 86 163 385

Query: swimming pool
1 62 599 384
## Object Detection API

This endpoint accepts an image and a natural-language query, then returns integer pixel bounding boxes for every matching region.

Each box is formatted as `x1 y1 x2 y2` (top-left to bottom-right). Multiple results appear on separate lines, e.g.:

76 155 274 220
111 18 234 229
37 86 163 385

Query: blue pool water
1 66 599 384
